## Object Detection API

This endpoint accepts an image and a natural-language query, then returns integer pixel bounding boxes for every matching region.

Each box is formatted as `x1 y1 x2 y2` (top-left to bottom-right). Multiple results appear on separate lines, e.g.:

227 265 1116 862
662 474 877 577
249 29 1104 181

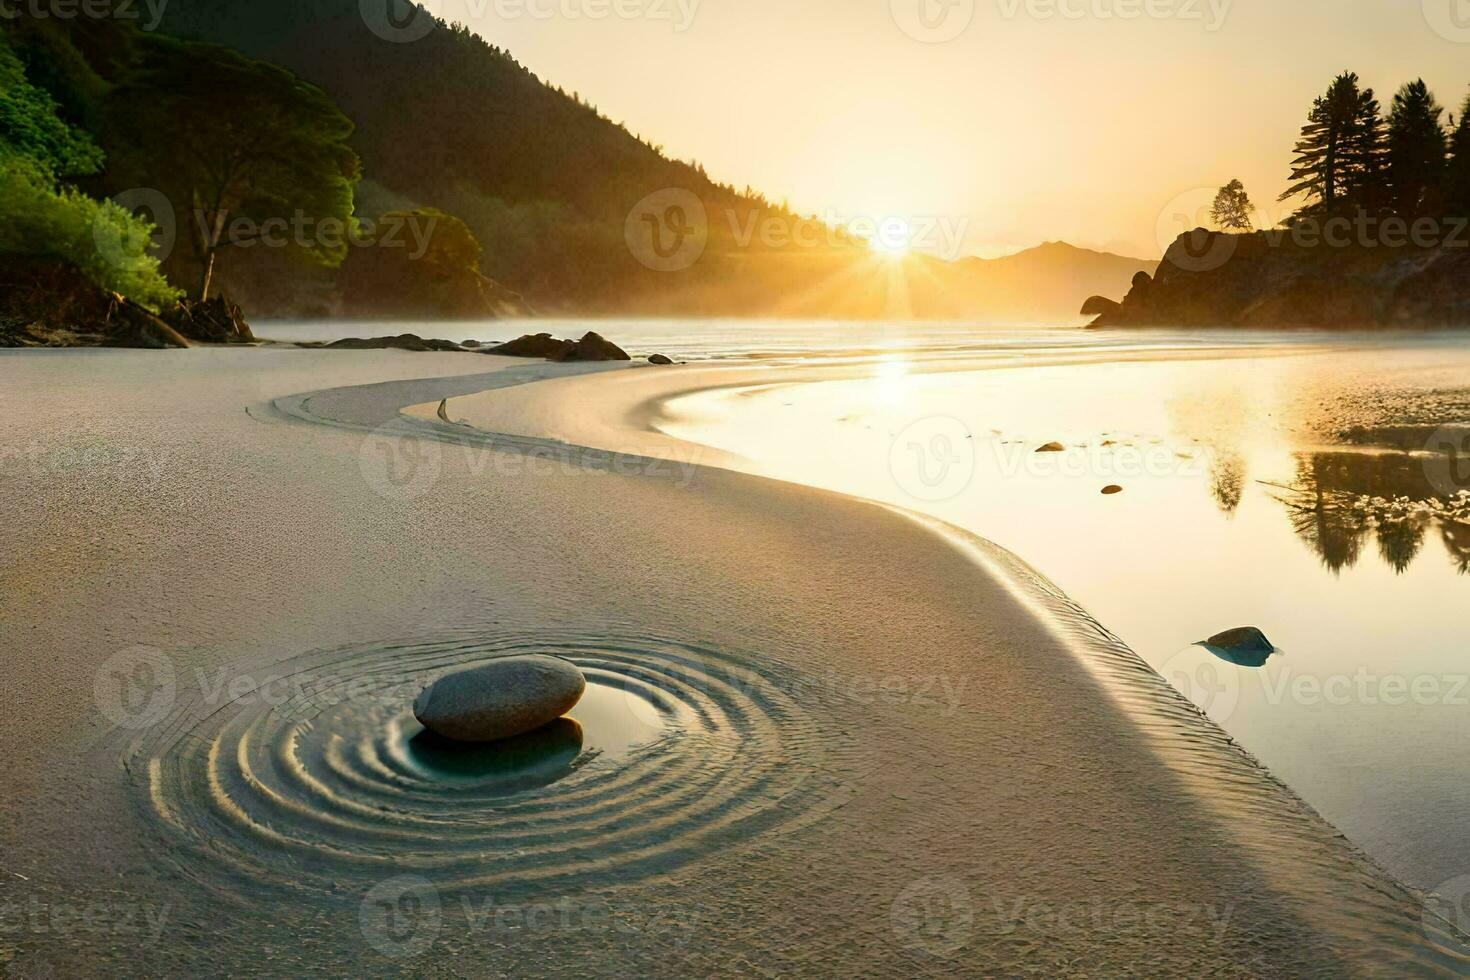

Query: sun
869 228 912 261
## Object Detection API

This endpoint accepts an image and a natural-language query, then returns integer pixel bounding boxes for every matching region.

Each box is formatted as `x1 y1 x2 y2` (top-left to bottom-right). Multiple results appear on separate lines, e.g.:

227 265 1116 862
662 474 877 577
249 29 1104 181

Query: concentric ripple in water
123 630 842 896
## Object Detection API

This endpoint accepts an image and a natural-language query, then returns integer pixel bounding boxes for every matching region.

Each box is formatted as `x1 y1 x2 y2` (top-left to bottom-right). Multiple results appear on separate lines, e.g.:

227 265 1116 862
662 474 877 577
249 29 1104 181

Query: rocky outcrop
1080 295 1121 318
315 334 467 352
294 330 633 358
483 331 631 362
163 296 254 344
1085 229 1470 329
557 331 631 362
482 333 574 359
0 258 189 349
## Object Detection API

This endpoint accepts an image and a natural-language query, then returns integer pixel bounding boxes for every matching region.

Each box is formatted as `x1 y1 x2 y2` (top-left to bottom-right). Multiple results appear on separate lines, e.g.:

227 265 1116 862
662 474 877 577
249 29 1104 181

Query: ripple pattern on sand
123 630 841 896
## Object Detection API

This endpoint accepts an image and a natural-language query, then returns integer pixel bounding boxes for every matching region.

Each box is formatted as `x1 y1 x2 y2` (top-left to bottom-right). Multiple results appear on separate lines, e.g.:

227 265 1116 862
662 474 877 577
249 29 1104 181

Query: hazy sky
433 0 1470 258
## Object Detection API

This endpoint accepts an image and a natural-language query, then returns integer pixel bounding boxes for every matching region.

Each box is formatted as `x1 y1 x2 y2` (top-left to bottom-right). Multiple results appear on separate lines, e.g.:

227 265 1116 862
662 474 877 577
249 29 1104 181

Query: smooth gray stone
414 656 586 743
1205 626 1274 654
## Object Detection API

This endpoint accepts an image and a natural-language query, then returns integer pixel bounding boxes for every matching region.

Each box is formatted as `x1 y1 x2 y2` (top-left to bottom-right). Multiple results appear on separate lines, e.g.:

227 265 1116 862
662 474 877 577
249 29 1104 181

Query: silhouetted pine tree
1347 87 1390 212
1388 79 1448 216
1282 72 1379 215
1442 97 1470 216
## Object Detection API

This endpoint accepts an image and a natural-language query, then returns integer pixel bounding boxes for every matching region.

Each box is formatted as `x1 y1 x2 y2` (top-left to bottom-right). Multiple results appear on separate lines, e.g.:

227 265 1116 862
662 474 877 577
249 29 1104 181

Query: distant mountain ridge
152 1 1148 321
948 242 1155 323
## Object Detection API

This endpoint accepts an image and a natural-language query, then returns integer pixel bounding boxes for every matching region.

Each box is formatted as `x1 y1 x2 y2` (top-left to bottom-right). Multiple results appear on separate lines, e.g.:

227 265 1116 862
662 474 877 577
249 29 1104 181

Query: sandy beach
1 345 1465 976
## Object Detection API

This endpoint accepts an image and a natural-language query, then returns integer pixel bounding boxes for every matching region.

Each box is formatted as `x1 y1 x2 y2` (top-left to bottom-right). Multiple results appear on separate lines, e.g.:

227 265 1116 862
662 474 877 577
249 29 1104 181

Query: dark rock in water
648 353 675 365
1036 442 1066 453
1101 485 1123 495
163 296 254 343
483 331 631 362
1080 295 1122 318
320 334 465 352
482 332 574 359
1205 627 1274 654
556 331 631 362
414 655 586 743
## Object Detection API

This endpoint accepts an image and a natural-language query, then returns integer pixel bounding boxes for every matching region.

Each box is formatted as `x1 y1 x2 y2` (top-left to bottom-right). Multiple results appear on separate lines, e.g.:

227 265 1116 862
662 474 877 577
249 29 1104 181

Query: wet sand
0 347 1465 976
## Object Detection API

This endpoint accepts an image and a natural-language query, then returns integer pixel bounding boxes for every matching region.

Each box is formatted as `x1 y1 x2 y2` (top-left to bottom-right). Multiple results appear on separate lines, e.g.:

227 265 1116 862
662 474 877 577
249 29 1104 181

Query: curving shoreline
300 356 1467 972
2 347 1466 974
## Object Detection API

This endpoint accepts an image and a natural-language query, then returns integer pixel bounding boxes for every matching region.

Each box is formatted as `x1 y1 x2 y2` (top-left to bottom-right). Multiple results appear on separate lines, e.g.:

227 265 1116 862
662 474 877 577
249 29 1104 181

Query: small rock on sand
1036 442 1066 453
414 655 586 743
648 354 674 365
1102 485 1123 495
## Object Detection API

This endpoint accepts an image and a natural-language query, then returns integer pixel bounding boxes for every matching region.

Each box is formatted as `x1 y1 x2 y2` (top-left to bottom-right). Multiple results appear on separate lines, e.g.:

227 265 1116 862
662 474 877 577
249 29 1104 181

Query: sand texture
0 348 1464 977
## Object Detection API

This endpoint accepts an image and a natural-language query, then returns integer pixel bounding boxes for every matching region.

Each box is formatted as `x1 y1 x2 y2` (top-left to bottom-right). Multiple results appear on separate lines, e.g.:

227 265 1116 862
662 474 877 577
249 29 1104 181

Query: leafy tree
0 36 177 308
1210 179 1255 230
339 208 502 317
1446 97 1470 217
0 162 182 309
1281 72 1384 216
1388 79 1447 216
0 42 103 177
104 37 359 300
402 208 482 280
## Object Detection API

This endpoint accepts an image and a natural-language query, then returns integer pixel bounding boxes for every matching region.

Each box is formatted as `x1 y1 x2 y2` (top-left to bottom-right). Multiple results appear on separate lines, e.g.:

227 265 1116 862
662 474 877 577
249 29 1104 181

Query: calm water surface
651 330 1470 894
268 316 1470 892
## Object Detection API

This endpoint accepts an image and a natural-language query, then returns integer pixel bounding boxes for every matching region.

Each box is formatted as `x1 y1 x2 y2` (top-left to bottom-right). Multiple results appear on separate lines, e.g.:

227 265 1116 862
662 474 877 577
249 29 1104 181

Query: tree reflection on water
1264 452 1470 575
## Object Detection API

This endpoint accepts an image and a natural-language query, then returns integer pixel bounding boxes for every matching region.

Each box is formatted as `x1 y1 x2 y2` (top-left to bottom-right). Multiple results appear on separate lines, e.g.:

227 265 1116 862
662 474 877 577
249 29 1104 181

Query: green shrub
0 159 182 310
0 42 104 178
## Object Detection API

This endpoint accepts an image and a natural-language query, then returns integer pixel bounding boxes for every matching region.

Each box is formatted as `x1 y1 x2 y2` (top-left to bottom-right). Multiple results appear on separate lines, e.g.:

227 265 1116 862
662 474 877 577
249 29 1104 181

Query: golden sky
444 0 1470 259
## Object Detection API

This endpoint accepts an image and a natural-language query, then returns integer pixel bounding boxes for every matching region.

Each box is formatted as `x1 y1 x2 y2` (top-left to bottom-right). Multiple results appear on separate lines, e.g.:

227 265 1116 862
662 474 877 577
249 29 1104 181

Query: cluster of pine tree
1281 71 1470 220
